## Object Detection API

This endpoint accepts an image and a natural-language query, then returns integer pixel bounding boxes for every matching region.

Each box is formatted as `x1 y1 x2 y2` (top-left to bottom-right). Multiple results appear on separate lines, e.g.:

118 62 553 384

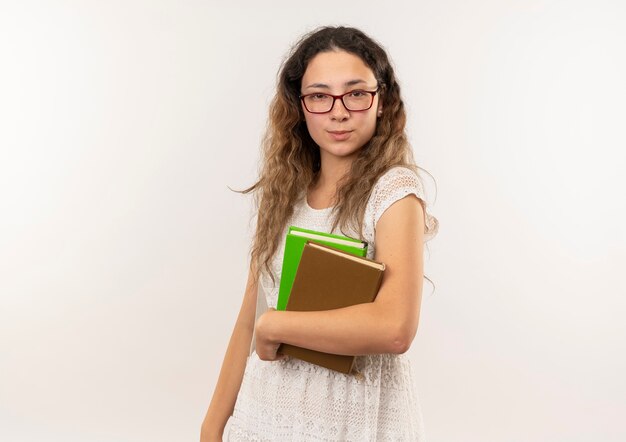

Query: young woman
201 25 439 441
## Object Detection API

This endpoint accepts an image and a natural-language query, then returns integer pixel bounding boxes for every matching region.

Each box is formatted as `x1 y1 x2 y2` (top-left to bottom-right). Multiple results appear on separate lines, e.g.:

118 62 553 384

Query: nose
329 96 350 120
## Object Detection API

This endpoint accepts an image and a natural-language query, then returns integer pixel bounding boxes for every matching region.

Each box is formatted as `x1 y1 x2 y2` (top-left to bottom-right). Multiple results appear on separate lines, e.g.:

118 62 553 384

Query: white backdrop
1 1 625 441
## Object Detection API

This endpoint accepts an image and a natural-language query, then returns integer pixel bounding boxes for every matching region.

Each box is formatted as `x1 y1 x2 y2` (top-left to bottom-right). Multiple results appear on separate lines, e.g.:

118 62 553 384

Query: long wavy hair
240 26 438 283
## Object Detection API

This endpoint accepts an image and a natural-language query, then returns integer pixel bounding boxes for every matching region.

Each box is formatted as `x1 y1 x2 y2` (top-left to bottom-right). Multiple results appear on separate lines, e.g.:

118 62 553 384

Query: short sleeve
364 166 439 244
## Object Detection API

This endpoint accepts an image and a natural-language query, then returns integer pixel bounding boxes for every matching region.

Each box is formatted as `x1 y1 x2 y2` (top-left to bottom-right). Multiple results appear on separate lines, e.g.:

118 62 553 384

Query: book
278 241 385 374
276 226 367 311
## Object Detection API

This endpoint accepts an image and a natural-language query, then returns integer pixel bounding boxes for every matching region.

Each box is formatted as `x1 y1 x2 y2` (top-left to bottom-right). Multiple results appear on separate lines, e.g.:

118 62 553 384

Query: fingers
257 347 289 362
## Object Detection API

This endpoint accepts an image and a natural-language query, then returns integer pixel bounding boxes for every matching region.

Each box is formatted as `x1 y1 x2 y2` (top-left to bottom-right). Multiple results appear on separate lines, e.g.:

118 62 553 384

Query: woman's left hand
255 308 287 361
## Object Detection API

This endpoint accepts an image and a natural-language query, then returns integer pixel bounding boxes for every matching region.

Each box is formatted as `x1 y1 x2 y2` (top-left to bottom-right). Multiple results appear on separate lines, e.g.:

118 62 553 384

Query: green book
276 226 368 311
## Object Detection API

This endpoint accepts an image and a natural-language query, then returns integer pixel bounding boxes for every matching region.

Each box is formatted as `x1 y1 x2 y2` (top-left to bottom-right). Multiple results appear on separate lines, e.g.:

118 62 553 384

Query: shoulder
361 166 438 246
367 166 425 224
374 165 423 189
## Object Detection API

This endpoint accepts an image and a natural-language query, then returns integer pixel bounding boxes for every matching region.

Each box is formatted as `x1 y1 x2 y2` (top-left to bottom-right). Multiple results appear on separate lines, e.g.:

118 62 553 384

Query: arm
255 194 425 359
200 263 258 441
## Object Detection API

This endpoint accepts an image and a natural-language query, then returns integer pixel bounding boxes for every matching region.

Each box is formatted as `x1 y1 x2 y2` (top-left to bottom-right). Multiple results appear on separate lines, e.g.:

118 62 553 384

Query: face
300 50 382 163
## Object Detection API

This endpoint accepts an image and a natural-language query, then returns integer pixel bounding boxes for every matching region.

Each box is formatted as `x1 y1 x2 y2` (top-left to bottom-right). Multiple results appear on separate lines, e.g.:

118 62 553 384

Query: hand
255 308 287 361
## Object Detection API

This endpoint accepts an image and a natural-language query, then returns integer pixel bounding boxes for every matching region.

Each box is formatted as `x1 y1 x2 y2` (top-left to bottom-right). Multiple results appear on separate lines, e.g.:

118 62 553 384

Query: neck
314 153 355 192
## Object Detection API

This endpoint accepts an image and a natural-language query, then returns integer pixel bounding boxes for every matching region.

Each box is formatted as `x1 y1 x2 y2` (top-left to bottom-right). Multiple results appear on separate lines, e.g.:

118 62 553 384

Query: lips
328 130 352 141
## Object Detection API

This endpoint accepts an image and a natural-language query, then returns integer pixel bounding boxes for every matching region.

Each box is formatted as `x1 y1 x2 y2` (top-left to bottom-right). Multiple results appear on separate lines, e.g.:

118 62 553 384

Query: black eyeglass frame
299 88 380 114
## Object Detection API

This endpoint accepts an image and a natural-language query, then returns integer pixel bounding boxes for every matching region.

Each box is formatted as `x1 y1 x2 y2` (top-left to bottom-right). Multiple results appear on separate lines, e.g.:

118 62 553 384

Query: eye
310 93 329 101
348 90 367 97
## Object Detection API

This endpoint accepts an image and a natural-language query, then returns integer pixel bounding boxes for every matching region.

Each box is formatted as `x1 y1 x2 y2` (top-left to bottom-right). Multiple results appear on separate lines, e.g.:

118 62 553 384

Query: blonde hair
240 26 438 283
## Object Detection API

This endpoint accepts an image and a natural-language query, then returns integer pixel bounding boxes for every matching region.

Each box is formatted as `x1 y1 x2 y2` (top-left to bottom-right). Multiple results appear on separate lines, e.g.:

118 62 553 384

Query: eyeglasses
299 88 379 114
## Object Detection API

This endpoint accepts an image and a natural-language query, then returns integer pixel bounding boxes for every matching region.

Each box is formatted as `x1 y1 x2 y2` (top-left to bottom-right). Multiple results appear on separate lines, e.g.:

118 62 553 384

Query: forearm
202 267 259 438
260 299 418 356
202 319 253 434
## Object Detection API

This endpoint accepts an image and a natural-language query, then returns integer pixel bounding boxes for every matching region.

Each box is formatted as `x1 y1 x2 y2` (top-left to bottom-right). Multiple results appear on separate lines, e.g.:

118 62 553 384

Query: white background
1 1 625 441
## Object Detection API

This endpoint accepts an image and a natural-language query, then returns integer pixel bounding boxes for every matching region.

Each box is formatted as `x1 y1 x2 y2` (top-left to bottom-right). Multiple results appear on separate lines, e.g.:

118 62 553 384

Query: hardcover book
278 241 385 374
276 226 367 311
